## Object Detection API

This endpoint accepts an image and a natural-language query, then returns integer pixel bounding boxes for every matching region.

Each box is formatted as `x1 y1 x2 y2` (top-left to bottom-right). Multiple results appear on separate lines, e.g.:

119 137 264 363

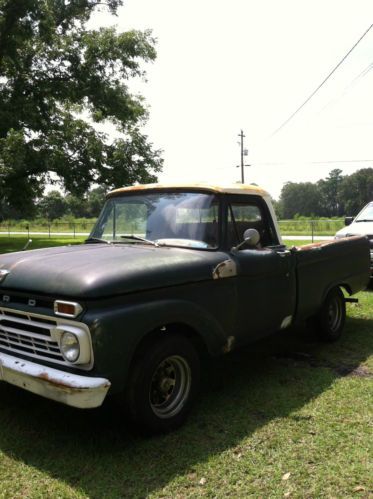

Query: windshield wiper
119 234 159 247
85 237 111 244
355 219 373 223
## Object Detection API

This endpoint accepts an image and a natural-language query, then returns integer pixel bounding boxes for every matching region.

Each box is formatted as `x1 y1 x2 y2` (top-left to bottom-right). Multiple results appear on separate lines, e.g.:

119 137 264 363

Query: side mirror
232 228 260 251
344 217 354 226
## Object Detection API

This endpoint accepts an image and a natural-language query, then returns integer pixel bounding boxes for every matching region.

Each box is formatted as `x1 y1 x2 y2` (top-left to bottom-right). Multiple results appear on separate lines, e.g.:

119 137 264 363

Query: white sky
90 0 373 199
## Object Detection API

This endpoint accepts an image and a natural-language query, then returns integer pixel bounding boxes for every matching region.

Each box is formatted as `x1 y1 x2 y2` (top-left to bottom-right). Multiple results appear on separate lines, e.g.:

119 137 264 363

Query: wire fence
0 222 96 238
0 219 345 241
278 219 344 241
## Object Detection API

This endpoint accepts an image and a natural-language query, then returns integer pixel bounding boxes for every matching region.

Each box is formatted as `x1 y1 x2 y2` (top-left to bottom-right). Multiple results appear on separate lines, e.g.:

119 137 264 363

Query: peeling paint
0 352 110 408
222 336 235 354
212 260 237 280
280 315 292 329
107 182 268 198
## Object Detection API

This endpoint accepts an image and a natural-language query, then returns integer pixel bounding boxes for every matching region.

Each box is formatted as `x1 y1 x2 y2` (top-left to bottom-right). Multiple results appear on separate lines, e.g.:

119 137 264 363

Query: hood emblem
0 269 10 283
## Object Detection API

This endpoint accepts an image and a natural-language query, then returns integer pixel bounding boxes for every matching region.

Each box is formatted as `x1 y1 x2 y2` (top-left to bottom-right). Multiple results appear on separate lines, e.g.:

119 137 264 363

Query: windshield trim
89 191 223 251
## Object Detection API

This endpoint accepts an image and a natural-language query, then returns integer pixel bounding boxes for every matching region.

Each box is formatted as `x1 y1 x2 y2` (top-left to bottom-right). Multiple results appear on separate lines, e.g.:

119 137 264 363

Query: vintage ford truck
0 183 370 432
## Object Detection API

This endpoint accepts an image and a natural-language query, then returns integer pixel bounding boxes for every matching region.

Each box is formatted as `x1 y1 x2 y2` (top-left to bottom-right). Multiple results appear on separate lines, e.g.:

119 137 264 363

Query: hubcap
328 296 342 332
149 355 191 419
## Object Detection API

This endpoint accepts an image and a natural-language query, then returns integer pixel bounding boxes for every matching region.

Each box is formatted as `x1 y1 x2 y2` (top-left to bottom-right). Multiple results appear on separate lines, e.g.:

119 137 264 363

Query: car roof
107 182 269 198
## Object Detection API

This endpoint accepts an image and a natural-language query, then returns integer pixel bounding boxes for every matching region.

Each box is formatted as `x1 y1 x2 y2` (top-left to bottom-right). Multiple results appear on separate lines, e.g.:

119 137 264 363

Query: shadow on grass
0 316 372 497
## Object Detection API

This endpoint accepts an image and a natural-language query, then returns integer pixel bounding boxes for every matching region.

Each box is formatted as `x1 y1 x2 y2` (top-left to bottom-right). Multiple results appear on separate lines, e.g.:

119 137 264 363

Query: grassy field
0 235 86 253
0 238 372 498
278 219 344 236
0 235 311 254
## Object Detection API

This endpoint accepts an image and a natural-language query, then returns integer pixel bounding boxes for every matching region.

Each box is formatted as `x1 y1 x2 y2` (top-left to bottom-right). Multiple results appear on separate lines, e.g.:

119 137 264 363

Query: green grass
278 219 344 237
0 238 372 498
0 235 86 253
0 236 320 255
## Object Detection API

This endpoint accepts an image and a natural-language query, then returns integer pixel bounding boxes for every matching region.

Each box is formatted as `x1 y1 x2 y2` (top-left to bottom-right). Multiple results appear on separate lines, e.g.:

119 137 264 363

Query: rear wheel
314 287 346 342
126 334 200 434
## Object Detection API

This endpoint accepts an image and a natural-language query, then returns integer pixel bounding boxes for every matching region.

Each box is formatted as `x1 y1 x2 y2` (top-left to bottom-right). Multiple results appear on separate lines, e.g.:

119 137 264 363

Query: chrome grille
0 305 96 369
0 308 66 364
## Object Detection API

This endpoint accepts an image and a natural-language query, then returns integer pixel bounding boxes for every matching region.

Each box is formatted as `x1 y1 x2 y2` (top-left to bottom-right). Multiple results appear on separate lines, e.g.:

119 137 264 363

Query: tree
0 0 163 214
279 182 322 219
339 168 373 215
37 190 68 220
86 186 107 217
317 169 344 217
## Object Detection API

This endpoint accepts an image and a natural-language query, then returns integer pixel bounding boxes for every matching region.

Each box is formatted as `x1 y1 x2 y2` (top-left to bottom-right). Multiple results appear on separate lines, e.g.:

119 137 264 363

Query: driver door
226 195 296 343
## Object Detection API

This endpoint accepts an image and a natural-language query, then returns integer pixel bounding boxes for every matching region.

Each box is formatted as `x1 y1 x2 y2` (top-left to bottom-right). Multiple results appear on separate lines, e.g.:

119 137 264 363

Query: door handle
277 250 291 257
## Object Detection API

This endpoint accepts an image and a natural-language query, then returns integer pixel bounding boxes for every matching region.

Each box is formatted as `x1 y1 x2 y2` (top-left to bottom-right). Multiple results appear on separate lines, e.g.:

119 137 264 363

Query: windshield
89 191 220 249
355 203 373 222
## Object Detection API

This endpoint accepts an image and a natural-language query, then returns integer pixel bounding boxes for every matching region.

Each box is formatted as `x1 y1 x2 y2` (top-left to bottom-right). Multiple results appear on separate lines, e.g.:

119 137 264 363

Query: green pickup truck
0 183 370 433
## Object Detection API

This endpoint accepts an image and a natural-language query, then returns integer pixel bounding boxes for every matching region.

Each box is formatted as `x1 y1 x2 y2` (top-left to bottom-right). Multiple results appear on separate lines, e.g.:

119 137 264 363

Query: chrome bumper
0 352 111 409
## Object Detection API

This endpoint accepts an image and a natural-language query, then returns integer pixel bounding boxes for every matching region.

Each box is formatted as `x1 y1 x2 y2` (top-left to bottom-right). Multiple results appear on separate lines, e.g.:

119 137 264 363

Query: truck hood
0 243 227 299
336 221 373 237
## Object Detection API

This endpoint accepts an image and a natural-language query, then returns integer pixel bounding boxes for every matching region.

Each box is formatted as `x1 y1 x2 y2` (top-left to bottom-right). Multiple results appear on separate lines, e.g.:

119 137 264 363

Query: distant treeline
0 187 106 221
2 167 373 222
273 168 373 219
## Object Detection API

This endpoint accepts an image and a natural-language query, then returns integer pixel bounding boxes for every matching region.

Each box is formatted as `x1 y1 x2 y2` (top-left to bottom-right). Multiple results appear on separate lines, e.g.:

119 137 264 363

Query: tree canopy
276 168 373 219
0 0 163 215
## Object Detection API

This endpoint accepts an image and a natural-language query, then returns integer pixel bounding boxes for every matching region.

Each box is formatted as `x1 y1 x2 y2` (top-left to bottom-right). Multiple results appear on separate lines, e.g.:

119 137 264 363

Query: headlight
60 332 80 363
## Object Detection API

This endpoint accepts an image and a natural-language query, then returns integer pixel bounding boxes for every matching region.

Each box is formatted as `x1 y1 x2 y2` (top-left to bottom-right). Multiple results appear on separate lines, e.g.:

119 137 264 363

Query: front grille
0 308 66 364
0 307 93 370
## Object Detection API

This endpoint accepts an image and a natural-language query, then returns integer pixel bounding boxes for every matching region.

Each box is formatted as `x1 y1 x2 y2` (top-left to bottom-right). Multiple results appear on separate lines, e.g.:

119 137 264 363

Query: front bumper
0 352 111 409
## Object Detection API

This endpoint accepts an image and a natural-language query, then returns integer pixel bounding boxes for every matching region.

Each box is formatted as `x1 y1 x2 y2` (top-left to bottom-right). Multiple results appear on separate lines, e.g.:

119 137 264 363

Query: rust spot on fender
212 260 237 280
222 336 235 354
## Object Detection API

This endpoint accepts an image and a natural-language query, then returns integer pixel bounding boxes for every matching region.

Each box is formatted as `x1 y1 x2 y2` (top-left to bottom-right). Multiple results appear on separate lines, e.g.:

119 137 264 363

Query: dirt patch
334 365 372 378
273 352 372 378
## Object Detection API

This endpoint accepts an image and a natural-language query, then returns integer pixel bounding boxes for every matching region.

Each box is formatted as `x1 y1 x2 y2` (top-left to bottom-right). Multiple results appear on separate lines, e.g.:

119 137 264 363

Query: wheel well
132 323 209 363
339 283 352 296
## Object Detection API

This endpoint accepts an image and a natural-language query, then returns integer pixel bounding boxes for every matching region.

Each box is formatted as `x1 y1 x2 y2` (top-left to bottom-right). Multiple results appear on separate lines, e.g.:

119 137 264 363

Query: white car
335 201 373 278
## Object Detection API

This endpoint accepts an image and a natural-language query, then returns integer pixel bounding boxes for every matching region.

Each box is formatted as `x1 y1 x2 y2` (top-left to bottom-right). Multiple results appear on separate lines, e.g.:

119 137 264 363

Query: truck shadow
0 315 372 497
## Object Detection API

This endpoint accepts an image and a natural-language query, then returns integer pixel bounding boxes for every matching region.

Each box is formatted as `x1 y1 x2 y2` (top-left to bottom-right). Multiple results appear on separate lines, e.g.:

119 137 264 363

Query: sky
90 0 373 199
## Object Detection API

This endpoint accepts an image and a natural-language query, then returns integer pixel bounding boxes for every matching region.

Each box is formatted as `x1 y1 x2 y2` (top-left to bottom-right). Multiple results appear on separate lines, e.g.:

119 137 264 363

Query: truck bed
292 236 370 322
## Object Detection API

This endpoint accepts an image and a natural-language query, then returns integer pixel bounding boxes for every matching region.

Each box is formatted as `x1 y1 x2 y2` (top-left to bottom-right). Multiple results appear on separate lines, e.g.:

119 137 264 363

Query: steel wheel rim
328 296 342 332
149 355 191 419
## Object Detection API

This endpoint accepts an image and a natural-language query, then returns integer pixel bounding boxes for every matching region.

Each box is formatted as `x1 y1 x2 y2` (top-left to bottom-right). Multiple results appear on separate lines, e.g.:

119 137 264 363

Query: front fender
83 299 229 393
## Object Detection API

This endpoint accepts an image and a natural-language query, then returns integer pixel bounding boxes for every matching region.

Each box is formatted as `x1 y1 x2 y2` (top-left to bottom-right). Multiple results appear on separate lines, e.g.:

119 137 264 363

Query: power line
318 60 373 114
250 159 373 166
270 23 373 138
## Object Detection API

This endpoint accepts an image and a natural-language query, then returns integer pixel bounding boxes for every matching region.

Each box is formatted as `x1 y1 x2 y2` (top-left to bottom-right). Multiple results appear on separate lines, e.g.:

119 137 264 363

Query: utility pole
237 129 249 183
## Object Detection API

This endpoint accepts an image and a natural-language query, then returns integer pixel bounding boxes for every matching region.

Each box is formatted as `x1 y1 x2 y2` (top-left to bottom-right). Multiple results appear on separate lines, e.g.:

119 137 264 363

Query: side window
228 201 275 248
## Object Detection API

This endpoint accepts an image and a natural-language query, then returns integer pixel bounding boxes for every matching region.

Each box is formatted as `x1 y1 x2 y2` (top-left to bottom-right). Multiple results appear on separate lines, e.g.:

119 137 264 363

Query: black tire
126 334 200 434
315 287 346 342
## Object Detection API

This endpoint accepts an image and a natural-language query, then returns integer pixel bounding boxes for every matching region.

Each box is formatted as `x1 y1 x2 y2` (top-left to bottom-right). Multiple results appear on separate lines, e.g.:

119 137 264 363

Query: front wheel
126 334 200 434
314 287 346 342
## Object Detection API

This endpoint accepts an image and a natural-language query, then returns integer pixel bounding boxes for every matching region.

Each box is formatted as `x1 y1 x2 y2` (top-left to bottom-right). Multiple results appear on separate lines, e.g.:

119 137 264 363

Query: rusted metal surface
222 336 235 354
107 182 268 198
212 260 237 280
0 352 110 408
294 235 363 251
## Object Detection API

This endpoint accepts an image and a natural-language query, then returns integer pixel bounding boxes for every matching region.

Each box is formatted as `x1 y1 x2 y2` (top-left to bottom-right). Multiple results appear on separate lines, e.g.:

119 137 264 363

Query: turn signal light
54 300 83 318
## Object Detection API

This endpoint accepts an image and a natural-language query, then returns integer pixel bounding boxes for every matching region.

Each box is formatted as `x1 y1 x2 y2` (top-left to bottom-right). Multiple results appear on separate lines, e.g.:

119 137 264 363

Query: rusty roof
107 182 269 198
